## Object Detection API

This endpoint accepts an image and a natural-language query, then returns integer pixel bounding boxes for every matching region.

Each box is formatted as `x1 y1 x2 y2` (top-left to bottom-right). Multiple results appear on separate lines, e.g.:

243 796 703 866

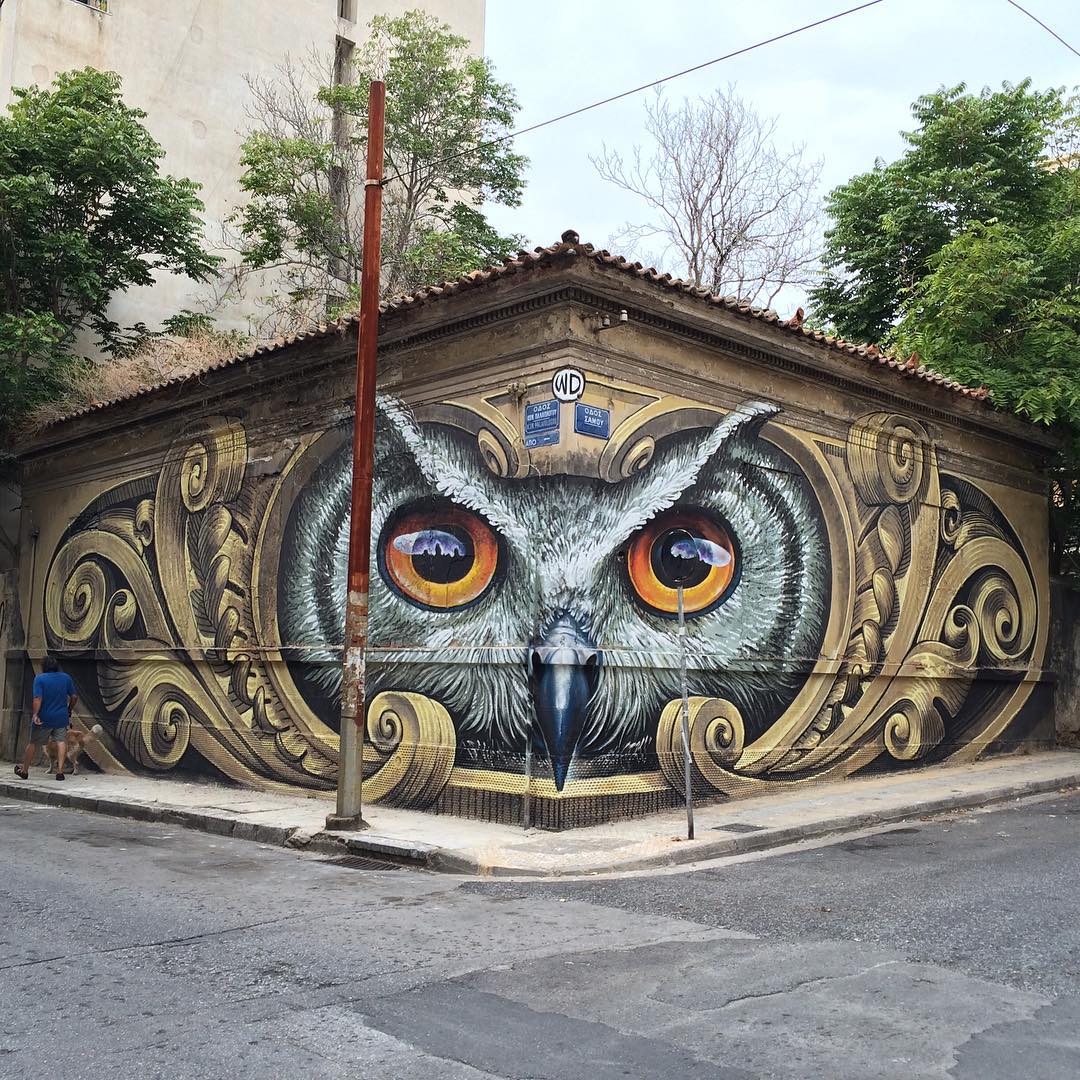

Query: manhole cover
319 855 402 871
711 822 766 834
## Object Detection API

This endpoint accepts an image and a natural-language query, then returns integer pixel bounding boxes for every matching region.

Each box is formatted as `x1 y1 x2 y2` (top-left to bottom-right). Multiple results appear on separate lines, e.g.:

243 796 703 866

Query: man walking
14 655 78 781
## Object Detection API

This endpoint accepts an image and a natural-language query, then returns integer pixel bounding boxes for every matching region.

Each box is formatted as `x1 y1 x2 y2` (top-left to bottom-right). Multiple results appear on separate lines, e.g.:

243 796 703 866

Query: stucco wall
0 567 26 761
0 0 485 337
12 258 1056 826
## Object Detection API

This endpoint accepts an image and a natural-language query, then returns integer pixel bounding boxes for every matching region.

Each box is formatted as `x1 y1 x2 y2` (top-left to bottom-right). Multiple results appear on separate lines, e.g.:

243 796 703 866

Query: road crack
0 912 310 972
715 959 904 1009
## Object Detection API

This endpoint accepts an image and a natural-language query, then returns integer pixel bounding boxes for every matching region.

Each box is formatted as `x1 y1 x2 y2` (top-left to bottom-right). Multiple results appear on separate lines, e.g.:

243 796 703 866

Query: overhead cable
379 0 888 187
1004 0 1080 59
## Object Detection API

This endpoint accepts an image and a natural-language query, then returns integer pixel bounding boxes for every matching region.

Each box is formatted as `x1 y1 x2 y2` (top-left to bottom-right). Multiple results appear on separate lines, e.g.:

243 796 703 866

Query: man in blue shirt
14 655 78 781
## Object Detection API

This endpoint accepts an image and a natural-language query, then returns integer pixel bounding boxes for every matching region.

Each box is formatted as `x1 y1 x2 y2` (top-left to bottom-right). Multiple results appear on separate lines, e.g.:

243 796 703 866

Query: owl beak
528 617 601 792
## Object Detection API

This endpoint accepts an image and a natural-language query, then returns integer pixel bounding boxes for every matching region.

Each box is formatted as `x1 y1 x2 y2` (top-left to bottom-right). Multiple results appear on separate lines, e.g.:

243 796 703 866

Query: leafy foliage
811 81 1068 344
812 80 1080 573
891 175 1080 573
0 68 220 440
232 10 526 334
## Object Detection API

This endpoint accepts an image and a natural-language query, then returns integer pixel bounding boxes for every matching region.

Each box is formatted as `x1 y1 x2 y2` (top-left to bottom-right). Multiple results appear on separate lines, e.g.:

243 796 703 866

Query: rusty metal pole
325 80 385 831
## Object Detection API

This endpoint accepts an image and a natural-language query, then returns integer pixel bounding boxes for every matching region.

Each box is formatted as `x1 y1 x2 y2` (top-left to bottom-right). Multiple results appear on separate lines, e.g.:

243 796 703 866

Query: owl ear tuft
374 394 426 469
714 401 779 447
690 400 780 470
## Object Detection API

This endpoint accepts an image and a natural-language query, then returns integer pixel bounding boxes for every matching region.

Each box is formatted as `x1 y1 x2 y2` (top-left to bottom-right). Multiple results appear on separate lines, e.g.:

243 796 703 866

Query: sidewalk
4 751 1080 876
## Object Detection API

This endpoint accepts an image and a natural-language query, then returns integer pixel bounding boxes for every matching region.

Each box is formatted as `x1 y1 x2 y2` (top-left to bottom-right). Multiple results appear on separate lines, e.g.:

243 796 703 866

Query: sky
483 0 1080 316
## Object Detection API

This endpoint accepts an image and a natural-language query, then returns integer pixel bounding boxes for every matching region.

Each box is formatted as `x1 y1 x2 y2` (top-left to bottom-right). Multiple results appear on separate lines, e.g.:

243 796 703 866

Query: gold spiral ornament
942 603 979 655
48 558 108 647
118 686 193 769
940 488 963 547
969 570 1027 663
848 413 928 506
134 499 155 551
181 441 211 510
921 538 1036 667
177 421 247 513
368 697 407 754
622 436 656 477
701 701 746 765
657 696 746 794
599 435 656 482
109 589 138 635
883 701 945 761
362 691 456 807
476 427 511 477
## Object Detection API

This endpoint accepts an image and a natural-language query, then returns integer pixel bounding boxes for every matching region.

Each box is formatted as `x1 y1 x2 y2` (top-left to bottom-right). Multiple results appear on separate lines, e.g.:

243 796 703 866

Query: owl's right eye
378 503 501 610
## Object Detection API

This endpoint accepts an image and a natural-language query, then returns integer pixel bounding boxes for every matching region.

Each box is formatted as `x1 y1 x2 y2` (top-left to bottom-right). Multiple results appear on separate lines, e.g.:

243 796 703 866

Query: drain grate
318 854 402 871
711 822 767 834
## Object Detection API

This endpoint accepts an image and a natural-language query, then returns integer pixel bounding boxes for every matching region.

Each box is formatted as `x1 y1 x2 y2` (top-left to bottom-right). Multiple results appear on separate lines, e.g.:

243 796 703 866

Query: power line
380 0 888 188
1004 0 1080 58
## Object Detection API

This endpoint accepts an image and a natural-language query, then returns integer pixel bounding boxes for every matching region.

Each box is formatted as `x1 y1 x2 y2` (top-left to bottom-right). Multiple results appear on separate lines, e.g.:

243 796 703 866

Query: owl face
280 396 830 789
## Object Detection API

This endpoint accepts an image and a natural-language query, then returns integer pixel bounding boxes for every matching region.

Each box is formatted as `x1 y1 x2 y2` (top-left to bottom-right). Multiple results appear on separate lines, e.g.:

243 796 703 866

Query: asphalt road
3 793 1080 1079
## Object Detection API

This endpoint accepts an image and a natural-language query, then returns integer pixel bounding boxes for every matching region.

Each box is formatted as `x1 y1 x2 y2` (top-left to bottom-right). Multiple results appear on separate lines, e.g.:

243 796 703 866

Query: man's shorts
29 724 67 746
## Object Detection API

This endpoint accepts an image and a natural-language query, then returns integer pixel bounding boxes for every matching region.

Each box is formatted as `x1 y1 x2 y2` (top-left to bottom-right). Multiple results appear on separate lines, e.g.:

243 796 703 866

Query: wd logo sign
551 367 585 403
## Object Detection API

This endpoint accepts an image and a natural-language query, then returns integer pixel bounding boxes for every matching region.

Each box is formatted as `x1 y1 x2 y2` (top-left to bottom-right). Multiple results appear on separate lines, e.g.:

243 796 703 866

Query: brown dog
44 723 104 775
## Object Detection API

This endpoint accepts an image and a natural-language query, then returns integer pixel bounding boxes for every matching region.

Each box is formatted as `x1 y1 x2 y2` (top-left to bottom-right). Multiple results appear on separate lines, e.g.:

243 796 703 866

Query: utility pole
326 79 385 831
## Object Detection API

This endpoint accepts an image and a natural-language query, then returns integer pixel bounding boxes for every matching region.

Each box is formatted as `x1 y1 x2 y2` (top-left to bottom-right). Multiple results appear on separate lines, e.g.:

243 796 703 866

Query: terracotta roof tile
379 236 991 402
41 234 992 428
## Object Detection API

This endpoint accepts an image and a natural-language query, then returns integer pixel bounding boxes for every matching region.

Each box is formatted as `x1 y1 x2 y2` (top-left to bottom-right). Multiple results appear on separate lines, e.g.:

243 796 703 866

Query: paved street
3 794 1080 1079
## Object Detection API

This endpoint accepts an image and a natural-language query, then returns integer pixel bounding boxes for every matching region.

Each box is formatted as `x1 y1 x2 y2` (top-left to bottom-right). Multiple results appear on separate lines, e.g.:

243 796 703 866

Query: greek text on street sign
524 429 559 449
574 402 610 439
524 398 561 449
524 399 559 434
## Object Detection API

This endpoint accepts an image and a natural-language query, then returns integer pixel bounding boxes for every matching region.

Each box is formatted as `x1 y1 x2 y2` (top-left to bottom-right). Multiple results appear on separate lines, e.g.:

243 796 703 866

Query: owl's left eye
379 503 501 610
625 507 738 618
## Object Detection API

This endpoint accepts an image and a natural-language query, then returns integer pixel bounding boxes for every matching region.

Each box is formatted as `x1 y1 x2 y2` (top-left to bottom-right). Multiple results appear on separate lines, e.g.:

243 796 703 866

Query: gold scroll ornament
362 691 457 807
656 696 745 795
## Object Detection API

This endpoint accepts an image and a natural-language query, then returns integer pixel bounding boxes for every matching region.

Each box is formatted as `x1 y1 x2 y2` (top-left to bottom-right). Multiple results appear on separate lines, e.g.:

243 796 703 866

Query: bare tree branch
593 86 822 307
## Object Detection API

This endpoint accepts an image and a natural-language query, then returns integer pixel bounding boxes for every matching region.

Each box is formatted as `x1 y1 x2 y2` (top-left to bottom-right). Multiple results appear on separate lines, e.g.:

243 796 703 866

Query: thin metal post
326 79 385 831
677 583 695 840
523 723 533 831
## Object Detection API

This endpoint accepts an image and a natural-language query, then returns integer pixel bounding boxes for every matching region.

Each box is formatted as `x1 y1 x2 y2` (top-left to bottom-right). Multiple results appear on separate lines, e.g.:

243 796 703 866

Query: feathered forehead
374 394 780 554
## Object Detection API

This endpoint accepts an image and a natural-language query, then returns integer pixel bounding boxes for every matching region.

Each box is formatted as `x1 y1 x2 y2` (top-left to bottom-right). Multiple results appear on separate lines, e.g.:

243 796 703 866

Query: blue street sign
574 402 610 439
524 399 560 435
524 429 559 449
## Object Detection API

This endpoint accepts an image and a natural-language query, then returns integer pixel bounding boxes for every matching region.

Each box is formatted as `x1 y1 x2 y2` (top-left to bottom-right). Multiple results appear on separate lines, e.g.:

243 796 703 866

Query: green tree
811 81 1069 343
0 68 220 438
232 9 526 334
891 170 1080 571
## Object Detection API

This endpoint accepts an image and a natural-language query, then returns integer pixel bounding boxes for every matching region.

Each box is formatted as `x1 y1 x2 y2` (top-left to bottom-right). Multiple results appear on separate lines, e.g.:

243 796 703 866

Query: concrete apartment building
0 0 486 336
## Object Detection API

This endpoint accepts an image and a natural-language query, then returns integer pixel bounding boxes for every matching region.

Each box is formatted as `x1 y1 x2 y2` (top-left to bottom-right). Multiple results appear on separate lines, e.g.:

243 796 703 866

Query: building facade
0 0 485 337
9 238 1057 827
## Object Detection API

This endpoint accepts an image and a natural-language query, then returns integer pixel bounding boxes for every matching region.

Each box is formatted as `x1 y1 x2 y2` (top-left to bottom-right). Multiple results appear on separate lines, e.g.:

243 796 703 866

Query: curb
3 769 1079 877
557 771 1080 878
0 778 434 870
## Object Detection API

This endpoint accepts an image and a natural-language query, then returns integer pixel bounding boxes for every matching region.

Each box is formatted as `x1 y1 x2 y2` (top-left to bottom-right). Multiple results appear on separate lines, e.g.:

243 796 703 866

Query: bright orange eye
626 508 737 616
380 505 501 610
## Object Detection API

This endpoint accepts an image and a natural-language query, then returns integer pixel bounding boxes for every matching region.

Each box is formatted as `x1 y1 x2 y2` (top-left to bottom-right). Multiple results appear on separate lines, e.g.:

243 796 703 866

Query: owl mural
39 361 1045 825
280 394 830 790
